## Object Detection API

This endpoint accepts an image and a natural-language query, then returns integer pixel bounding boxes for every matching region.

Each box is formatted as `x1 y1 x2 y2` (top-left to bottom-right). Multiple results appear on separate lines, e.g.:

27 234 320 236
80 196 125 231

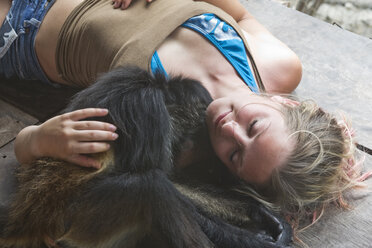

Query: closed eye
229 150 239 163
248 120 258 136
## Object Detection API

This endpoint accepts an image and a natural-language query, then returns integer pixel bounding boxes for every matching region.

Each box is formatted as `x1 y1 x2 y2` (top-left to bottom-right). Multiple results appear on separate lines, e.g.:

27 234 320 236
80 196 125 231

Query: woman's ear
270 95 299 107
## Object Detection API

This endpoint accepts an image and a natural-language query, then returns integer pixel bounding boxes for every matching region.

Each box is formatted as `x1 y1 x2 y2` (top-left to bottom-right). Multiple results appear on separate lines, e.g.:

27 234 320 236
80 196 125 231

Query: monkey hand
256 204 293 247
19 108 118 169
112 0 155 10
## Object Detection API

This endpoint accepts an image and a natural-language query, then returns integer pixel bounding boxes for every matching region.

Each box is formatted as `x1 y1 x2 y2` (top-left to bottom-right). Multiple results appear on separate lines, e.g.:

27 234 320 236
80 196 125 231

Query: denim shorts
0 0 56 85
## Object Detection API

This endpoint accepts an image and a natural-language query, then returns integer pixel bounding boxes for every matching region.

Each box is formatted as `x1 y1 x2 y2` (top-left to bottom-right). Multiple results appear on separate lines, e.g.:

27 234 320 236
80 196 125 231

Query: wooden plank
296 154 372 248
0 99 38 147
0 77 79 122
0 141 18 208
240 1 372 247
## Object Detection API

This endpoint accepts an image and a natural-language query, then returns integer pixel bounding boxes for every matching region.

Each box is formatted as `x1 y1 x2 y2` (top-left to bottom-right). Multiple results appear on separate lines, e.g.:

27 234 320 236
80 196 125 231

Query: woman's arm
14 108 118 168
196 0 302 93
194 0 270 36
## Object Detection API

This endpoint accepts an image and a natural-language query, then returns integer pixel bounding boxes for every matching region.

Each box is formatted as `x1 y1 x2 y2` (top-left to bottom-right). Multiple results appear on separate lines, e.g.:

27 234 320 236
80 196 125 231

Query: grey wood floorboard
0 99 38 147
0 141 17 208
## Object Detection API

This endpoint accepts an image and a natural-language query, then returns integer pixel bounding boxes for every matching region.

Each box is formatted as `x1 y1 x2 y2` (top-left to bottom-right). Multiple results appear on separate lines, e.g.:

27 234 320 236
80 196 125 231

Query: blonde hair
262 99 368 229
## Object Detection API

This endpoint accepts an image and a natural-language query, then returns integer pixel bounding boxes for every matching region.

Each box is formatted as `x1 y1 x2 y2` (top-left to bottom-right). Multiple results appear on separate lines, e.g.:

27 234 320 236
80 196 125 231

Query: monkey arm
175 181 293 248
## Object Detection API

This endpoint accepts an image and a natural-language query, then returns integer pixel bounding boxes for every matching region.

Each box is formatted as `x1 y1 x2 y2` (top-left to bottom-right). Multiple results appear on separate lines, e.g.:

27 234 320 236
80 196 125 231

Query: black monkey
0 66 292 248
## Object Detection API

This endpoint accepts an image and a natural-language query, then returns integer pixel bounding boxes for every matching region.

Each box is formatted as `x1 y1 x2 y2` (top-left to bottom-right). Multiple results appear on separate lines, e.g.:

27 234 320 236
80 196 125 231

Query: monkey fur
0 66 292 248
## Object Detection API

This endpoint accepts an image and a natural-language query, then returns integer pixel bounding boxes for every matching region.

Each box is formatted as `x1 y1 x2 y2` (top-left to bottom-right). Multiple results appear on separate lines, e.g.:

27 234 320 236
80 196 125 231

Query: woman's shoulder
247 32 303 94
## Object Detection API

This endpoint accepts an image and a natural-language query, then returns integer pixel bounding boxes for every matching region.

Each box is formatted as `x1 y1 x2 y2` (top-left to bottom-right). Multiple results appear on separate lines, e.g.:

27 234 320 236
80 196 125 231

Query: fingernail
101 108 109 114
109 125 117 131
112 133 119 139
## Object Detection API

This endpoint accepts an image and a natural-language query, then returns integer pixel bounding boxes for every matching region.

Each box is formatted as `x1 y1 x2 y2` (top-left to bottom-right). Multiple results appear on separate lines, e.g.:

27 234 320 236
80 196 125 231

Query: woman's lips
214 111 232 128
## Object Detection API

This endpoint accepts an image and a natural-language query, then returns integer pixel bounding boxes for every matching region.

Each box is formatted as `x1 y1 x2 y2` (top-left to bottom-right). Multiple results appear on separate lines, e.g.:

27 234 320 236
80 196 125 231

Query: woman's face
206 93 294 185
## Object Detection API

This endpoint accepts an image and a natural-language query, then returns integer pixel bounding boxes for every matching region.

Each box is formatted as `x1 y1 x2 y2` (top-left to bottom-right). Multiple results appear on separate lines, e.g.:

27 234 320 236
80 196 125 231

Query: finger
66 108 109 122
121 0 131 9
113 0 122 8
73 142 111 154
74 130 118 142
68 155 101 169
73 121 117 132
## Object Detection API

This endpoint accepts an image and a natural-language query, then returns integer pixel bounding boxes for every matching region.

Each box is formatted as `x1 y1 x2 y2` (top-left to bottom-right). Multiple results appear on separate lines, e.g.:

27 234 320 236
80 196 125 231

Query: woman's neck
200 73 254 99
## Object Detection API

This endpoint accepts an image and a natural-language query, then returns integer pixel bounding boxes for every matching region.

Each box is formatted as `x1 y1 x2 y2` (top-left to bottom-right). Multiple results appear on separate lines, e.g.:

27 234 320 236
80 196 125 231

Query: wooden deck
1 0 371 247
244 1 372 247
0 78 79 209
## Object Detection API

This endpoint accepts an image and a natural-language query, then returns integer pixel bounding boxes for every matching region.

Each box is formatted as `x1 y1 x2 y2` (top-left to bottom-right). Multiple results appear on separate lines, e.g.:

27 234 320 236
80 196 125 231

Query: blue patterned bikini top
151 13 259 93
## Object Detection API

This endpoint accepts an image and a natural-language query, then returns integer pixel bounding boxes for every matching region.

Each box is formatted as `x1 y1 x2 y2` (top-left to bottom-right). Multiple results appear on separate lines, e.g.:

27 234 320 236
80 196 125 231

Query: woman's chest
158 28 231 75
156 26 259 96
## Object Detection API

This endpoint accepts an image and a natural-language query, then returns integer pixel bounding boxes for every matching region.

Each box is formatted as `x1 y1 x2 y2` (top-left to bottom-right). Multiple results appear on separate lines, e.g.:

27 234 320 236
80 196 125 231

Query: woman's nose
221 120 246 144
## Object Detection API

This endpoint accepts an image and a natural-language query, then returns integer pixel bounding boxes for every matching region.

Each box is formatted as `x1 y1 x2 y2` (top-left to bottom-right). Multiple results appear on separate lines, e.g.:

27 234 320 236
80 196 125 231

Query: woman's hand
112 0 154 10
14 108 118 169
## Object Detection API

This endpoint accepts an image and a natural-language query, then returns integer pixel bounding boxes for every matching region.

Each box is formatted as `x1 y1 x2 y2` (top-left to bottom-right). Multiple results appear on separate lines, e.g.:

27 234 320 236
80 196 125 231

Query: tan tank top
56 0 264 90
